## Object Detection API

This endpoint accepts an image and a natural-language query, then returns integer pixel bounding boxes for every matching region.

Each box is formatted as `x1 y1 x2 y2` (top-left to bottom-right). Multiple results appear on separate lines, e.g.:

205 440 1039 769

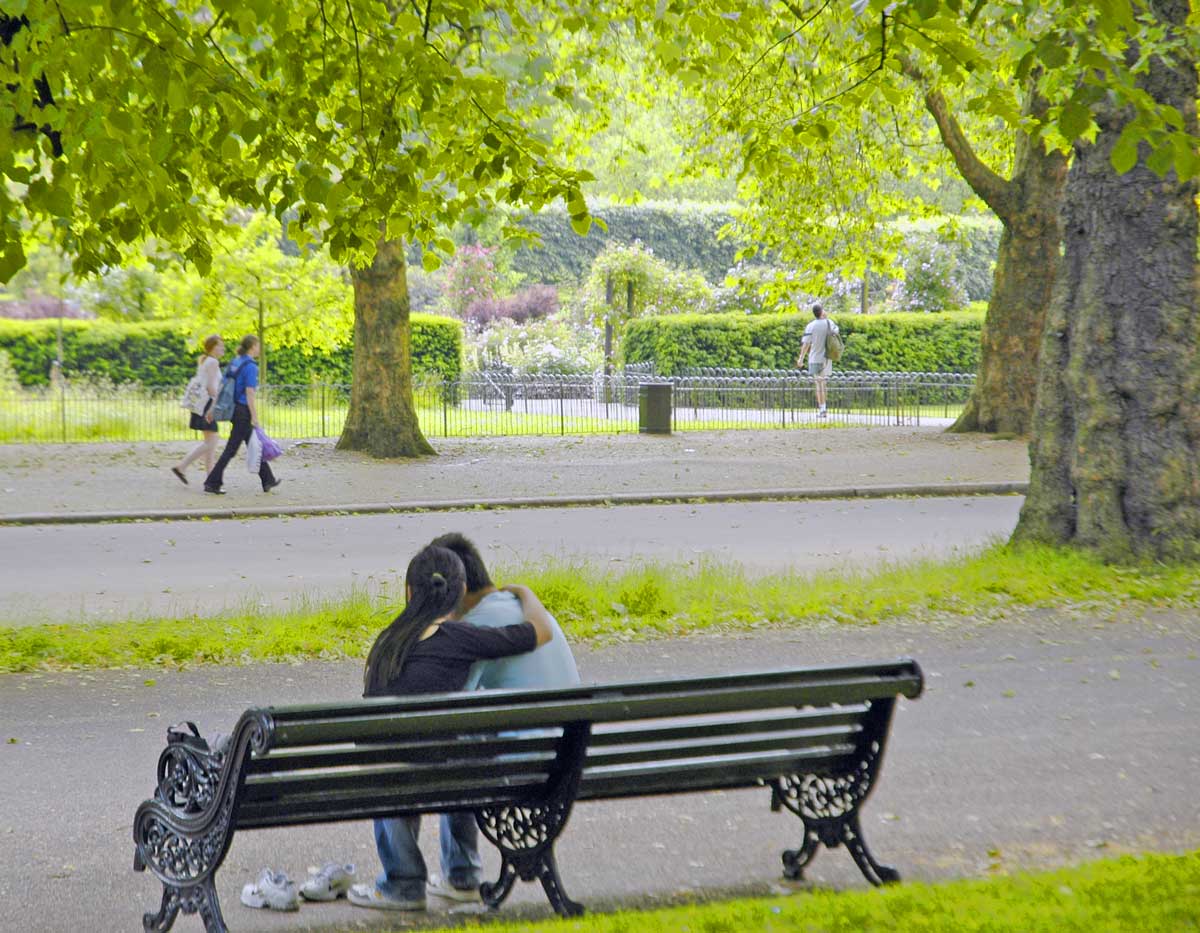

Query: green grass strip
407 850 1200 933
2 543 1198 673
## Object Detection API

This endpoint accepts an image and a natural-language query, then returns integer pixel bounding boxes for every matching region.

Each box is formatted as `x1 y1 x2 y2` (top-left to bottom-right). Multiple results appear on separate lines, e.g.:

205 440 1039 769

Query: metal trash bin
638 382 672 435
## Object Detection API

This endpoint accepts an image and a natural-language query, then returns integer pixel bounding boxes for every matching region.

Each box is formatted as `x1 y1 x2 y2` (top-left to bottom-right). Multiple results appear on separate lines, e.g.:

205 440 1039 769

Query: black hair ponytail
364 545 466 696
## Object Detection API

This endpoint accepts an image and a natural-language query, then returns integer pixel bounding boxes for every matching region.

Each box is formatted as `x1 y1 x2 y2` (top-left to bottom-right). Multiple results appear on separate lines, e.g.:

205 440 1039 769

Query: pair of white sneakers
240 863 355 912
241 863 482 914
346 876 484 913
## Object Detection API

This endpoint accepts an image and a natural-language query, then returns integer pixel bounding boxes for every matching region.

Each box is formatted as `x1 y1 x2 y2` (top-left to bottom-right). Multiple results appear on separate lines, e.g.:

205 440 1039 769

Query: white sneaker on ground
427 875 482 903
240 869 299 911
347 882 426 911
300 862 355 902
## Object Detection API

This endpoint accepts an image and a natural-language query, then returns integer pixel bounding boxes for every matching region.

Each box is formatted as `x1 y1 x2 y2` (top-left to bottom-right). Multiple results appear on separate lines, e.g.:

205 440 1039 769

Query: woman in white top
171 335 225 484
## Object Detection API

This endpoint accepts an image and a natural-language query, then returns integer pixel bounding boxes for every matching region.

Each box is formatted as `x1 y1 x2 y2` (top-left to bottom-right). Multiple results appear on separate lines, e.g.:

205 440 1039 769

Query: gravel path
0 428 1028 519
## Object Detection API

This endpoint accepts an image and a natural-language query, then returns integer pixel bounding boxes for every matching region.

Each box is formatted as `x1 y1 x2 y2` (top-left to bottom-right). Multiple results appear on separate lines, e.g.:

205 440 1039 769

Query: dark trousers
204 404 275 491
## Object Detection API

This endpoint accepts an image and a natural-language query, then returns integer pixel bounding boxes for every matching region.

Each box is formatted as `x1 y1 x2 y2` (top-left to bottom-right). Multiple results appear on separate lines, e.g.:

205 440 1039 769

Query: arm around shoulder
501 584 553 647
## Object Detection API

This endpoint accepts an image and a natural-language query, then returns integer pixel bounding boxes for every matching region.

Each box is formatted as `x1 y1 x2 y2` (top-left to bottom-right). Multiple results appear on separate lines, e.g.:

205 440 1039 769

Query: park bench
133 659 923 932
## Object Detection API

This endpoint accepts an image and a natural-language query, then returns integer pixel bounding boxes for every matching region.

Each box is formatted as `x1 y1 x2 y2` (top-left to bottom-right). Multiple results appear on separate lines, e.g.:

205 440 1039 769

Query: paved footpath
0 428 1028 520
2 613 1198 933
0 495 1022 626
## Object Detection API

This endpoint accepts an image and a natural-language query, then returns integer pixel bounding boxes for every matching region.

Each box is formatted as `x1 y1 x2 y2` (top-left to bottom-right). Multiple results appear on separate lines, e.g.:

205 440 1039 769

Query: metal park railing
0 369 974 443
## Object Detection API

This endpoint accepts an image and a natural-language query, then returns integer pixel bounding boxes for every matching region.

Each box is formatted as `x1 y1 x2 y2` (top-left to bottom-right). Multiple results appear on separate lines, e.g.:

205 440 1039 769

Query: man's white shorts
808 358 833 377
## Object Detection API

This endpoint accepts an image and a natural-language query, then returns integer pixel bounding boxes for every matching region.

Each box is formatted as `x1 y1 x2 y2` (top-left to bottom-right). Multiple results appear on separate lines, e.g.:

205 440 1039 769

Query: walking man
796 303 839 418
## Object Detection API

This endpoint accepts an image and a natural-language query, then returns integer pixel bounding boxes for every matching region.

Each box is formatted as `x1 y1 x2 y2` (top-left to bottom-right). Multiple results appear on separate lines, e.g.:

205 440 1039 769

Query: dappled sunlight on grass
404 851 1200 933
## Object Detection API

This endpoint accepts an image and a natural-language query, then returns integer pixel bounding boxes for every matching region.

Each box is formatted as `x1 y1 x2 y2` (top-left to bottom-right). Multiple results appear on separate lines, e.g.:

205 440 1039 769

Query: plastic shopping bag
246 430 263 474
255 427 283 462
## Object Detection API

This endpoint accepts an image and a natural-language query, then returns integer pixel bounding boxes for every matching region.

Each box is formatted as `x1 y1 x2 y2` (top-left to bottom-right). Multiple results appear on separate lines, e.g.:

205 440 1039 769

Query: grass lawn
2 543 1197 672
402 850 1200 933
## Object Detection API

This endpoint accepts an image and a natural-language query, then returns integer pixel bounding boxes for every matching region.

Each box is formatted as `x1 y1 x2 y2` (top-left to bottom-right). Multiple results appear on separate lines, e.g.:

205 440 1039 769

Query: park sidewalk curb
0 481 1028 526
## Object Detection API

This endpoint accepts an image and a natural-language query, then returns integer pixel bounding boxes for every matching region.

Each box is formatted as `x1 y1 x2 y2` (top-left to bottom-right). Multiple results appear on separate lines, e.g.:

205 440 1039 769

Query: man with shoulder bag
796 303 841 419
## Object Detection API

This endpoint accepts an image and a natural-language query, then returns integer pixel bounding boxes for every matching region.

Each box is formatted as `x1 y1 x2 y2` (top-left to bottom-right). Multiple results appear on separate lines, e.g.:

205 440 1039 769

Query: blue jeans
372 812 481 900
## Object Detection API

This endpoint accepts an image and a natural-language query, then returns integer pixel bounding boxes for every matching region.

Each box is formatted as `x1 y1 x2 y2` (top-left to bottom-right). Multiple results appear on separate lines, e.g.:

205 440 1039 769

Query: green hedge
0 315 463 388
511 203 740 284
622 311 984 375
508 204 1003 302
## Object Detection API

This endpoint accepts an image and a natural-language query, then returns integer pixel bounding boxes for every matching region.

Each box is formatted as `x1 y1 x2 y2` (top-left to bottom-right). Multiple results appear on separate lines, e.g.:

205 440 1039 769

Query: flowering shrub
465 285 559 326
894 240 968 312
471 316 603 375
0 295 91 319
443 245 498 318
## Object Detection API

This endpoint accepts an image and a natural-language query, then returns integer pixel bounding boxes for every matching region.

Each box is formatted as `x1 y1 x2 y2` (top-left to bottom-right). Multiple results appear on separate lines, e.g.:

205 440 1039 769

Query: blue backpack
212 359 244 422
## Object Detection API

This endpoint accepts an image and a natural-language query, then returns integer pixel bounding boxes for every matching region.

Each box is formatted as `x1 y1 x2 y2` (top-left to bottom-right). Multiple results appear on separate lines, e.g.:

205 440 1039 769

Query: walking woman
171 335 225 484
349 544 552 912
203 334 281 494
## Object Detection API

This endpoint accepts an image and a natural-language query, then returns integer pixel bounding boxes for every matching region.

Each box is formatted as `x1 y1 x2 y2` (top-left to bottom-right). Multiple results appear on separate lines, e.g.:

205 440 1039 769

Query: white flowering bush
470 315 604 375
893 240 968 312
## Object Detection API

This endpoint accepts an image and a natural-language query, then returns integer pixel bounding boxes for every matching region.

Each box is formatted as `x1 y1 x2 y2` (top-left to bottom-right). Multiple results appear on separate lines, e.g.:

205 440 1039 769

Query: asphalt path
0 495 1023 625
2 613 1198 933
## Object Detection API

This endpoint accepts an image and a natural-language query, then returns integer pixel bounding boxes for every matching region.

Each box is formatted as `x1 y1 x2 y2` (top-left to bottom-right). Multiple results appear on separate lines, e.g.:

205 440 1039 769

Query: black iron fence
0 370 974 443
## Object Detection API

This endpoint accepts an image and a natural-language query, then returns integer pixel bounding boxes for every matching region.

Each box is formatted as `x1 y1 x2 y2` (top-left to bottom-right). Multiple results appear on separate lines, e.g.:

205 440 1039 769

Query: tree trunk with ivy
913 81 1068 436
1014 0 1199 559
337 236 435 459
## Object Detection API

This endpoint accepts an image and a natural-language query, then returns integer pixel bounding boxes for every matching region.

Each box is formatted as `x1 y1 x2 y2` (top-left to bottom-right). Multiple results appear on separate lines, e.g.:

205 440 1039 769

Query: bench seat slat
236 785 541 830
588 708 868 746
578 747 858 801
244 756 554 802
585 725 861 769
271 676 912 747
247 734 560 773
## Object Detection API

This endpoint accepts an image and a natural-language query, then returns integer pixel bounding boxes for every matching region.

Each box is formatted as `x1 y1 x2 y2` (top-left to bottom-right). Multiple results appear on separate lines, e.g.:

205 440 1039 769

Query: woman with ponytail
351 544 552 913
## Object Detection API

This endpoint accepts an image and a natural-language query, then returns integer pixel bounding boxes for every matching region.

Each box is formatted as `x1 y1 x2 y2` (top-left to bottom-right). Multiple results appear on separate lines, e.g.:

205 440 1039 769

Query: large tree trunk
919 84 1068 436
950 150 1065 434
1014 0 1199 559
337 236 435 458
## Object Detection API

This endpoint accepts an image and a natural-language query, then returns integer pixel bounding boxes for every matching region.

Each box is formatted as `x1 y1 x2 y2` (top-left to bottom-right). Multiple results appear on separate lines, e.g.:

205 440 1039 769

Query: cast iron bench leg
537 849 584 917
480 857 519 910
477 721 589 917
781 828 821 881
842 813 900 885
141 879 226 933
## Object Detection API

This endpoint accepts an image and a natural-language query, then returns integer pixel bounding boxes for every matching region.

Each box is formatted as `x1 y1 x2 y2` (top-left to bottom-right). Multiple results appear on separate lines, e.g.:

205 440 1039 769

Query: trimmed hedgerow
622 311 984 375
511 202 741 284
506 204 1003 301
0 315 462 388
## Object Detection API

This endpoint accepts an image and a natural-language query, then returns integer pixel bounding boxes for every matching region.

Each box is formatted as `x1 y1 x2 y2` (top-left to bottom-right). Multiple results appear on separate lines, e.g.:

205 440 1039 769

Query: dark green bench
133 659 923 932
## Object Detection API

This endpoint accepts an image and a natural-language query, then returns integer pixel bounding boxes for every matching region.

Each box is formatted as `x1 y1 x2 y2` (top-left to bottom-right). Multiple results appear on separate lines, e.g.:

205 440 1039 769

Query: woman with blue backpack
203 334 282 495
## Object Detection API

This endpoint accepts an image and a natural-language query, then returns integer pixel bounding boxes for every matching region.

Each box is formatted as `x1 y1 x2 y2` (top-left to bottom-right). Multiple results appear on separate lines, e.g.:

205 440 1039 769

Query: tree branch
706 0 833 128
900 57 1014 217
345 0 367 143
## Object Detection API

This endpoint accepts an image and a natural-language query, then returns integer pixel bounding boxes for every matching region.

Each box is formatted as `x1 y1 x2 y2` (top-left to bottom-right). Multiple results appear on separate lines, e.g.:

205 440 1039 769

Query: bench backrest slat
587 706 868 746
579 746 859 801
228 660 920 829
268 673 917 747
585 723 861 770
246 732 561 774
236 784 547 830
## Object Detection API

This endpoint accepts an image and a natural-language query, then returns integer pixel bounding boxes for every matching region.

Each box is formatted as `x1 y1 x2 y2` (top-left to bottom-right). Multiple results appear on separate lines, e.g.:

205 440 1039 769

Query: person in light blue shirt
419 532 580 906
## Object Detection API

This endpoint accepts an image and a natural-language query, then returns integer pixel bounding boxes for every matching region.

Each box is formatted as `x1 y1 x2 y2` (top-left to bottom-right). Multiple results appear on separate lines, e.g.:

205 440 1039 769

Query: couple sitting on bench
352 532 580 913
